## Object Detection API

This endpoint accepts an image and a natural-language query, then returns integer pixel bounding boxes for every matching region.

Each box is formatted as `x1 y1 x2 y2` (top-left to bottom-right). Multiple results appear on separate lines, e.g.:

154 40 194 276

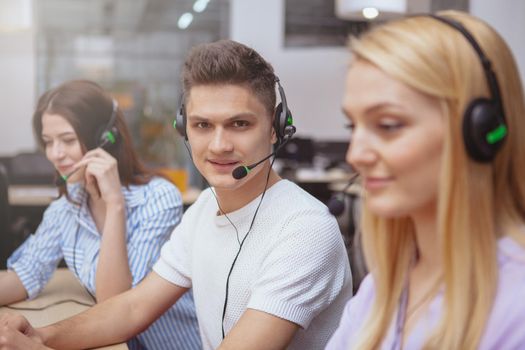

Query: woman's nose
346 128 377 168
48 141 66 161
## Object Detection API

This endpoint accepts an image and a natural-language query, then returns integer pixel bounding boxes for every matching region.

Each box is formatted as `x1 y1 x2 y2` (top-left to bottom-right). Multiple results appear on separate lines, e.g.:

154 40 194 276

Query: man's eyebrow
187 113 259 122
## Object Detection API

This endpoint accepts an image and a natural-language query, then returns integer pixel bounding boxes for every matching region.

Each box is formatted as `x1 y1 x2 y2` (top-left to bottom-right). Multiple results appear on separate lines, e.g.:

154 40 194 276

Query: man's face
186 84 276 192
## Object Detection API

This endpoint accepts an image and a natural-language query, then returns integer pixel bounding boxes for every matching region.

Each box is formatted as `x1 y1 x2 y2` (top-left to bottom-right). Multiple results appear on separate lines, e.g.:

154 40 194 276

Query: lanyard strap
391 274 409 350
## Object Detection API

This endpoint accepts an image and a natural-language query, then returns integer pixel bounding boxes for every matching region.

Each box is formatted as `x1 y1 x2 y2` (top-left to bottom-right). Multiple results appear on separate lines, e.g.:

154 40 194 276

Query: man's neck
214 165 281 214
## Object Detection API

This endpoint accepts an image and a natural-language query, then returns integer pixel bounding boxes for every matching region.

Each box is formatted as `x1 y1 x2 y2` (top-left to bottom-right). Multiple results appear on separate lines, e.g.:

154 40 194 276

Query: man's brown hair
182 39 277 116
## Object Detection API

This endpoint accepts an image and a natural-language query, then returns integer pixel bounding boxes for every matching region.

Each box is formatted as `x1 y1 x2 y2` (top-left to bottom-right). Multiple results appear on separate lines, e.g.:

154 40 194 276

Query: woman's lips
57 165 74 175
363 177 394 190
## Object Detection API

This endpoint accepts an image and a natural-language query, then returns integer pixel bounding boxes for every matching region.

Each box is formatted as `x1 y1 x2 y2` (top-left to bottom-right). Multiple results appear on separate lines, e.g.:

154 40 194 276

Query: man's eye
196 122 210 128
233 120 249 128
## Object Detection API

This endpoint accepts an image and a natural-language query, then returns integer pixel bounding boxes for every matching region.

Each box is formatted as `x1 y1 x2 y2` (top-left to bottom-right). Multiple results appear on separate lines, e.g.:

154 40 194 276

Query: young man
0 40 352 350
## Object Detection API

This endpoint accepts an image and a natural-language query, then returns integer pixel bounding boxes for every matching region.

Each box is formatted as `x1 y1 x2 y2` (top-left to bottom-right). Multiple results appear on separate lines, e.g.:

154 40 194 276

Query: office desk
328 181 362 196
282 167 354 204
8 185 201 207
0 269 127 349
8 185 58 207
293 167 352 184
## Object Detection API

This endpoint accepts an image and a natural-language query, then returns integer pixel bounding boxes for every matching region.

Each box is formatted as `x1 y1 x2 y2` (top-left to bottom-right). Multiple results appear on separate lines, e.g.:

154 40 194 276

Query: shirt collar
65 182 147 212
122 183 147 208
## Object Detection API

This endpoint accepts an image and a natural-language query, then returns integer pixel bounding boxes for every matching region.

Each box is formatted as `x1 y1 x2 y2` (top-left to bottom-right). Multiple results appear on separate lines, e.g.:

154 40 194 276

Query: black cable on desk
4 298 94 311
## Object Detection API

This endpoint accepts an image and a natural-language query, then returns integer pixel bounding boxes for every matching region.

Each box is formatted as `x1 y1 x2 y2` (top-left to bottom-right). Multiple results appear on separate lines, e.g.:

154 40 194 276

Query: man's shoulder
261 181 342 246
269 179 329 212
179 187 216 218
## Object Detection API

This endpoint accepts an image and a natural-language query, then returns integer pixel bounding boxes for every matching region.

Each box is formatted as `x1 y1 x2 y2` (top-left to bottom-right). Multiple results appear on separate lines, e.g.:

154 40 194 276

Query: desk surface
0 269 127 350
9 185 201 207
328 181 362 196
293 168 352 184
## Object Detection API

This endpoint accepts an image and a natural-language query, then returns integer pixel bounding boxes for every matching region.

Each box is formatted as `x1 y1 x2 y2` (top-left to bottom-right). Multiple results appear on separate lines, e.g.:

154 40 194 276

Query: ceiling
34 0 468 40
35 0 228 36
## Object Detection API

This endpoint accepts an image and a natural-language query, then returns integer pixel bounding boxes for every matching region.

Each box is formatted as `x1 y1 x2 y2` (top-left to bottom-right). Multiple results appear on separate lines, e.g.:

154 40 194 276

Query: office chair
9 152 55 185
0 163 11 269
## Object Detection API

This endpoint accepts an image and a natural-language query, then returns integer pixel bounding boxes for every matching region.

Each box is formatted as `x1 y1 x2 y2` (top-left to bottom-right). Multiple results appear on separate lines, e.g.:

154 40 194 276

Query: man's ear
271 127 278 145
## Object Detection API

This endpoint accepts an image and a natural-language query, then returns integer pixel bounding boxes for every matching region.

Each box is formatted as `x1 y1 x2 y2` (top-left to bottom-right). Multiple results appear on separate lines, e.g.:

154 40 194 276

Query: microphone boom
231 126 296 180
328 173 359 216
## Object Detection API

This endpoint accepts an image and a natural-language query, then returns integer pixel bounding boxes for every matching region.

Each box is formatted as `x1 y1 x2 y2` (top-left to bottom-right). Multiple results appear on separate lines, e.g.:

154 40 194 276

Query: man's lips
208 159 239 166
207 160 241 171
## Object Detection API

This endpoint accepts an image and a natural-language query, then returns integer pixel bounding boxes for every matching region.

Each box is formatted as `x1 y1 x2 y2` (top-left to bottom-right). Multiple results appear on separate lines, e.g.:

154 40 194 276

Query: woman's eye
378 123 403 131
63 138 77 144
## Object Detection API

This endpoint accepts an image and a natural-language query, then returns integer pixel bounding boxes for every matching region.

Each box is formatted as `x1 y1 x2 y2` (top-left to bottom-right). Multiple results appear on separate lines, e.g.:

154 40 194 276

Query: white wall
231 0 350 141
231 0 525 141
1 1 524 156
470 0 525 85
0 29 36 155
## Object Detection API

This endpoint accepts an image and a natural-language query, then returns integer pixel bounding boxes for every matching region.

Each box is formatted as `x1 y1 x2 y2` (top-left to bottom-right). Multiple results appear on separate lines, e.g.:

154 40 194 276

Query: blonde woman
327 11 525 350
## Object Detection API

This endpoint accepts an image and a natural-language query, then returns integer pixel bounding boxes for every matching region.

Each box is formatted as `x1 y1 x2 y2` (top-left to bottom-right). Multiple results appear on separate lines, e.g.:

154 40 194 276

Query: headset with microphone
232 125 296 180
174 77 296 180
428 14 507 162
174 76 296 338
55 99 120 186
329 14 508 217
327 173 359 217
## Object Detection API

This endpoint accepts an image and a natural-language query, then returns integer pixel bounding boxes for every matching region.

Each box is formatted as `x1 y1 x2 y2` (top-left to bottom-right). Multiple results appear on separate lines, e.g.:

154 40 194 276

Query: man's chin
202 174 239 189
206 181 240 191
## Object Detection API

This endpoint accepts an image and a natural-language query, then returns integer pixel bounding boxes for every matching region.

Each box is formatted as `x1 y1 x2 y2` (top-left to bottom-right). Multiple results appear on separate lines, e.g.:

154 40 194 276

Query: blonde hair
350 11 525 349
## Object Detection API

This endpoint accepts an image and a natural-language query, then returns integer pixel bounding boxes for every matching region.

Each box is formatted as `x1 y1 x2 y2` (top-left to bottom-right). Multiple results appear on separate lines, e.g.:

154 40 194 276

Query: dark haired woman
0 80 200 349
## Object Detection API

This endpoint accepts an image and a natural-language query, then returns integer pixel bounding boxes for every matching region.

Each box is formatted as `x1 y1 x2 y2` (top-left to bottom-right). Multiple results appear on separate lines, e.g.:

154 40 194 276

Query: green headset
94 99 119 149
430 14 508 162
56 99 119 186
174 77 295 144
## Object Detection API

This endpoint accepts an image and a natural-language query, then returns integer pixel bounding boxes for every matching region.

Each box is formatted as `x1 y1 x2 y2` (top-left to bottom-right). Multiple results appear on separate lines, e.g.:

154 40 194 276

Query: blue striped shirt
7 177 201 350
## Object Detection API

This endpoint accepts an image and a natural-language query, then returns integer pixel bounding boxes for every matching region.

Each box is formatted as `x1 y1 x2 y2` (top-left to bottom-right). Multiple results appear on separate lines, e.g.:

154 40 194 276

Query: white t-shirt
154 180 353 349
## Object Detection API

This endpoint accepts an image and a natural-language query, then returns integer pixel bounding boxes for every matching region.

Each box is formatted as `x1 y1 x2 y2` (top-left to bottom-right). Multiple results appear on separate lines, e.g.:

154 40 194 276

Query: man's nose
209 128 234 153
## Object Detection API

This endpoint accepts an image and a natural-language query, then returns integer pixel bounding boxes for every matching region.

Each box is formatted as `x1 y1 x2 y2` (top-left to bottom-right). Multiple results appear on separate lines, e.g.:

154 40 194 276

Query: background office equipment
8 152 56 185
0 162 37 269
3 0 517 295
0 153 56 267
0 164 11 269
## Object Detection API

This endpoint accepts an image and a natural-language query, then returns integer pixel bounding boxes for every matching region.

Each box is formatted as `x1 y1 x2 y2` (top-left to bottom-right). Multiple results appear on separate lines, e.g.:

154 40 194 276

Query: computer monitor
315 140 351 169
275 137 315 165
9 152 56 185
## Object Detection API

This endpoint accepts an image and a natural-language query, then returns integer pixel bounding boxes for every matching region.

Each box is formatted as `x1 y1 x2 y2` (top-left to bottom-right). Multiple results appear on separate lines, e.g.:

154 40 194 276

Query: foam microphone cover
232 166 249 180
55 176 66 187
328 196 345 216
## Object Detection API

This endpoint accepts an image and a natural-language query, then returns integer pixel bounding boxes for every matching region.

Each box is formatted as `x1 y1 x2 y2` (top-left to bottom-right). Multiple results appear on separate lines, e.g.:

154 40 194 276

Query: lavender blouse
326 237 525 349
